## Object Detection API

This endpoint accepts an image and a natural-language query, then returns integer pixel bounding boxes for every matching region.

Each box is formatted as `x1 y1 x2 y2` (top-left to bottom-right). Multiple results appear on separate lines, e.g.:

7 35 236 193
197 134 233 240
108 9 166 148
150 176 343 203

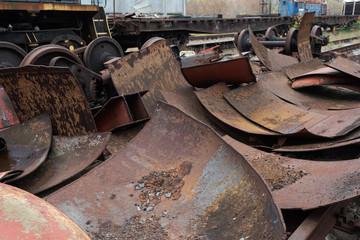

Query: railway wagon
344 1 360 15
279 0 327 16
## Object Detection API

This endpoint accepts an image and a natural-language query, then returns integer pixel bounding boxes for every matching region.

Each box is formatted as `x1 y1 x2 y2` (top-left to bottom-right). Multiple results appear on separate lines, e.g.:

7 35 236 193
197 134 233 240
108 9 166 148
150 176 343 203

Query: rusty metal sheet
0 183 90 239
181 56 256 88
194 83 278 136
180 50 220 69
0 86 19 129
291 75 360 89
282 58 324 80
297 12 315 62
249 28 298 71
258 71 360 110
224 81 360 138
13 132 110 195
0 66 97 136
0 114 51 183
326 56 360 79
108 40 191 115
224 135 360 210
94 92 150 132
46 102 286 239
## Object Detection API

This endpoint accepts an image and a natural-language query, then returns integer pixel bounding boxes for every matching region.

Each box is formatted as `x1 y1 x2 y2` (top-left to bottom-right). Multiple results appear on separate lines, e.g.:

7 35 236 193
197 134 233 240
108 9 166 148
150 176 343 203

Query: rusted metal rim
107 40 190 114
0 113 52 183
13 132 111 195
0 183 90 239
20 44 83 66
140 37 166 50
0 66 97 136
46 102 286 239
0 170 23 182
291 75 360 89
285 28 297 55
84 37 124 73
0 41 27 67
224 135 360 210
181 56 256 88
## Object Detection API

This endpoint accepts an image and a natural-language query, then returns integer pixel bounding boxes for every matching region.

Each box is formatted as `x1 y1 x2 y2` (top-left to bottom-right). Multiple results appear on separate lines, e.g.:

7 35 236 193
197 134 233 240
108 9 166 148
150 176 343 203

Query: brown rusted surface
46 102 286 239
0 183 90 239
195 83 278 136
13 132 110 195
94 92 150 132
224 135 360 210
0 66 97 136
0 86 19 129
0 114 51 183
0 170 23 182
297 12 315 62
258 71 360 110
181 56 255 88
291 75 360 89
249 28 298 71
181 51 220 69
160 89 226 136
282 58 324 80
224 80 360 137
108 41 190 115
140 37 166 50
0 1 98 12
326 56 360 79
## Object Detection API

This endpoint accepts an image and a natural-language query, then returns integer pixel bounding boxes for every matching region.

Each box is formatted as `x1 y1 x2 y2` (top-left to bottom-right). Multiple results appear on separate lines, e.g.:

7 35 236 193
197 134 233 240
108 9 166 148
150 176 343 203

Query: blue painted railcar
279 0 327 16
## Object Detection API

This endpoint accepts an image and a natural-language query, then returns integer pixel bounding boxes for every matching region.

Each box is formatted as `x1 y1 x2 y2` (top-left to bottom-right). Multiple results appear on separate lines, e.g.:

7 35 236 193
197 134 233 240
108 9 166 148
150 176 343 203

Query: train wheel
0 42 27 68
265 26 279 41
284 28 298 55
20 44 83 66
83 37 124 73
140 37 166 50
236 29 251 52
310 25 323 56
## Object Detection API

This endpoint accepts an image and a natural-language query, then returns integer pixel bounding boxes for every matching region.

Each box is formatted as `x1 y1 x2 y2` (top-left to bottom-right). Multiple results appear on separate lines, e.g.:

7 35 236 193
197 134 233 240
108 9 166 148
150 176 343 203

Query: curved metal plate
46 102 286 239
0 66 97 136
297 12 315 62
181 57 255 88
195 83 277 136
224 135 360 210
282 58 324 80
13 132 111 194
258 71 360 110
224 80 360 137
108 41 190 115
249 28 298 71
0 183 90 239
0 86 19 129
292 75 360 89
0 114 52 183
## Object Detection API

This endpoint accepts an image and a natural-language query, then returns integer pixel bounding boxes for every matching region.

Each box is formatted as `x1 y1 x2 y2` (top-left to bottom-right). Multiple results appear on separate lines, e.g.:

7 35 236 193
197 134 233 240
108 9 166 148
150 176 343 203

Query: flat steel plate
13 133 111 194
224 136 360 210
108 41 191 114
0 66 97 136
181 57 255 88
46 102 285 239
297 12 314 62
258 71 360 110
0 114 51 183
249 28 298 71
326 56 360 79
195 83 277 136
282 58 324 80
0 183 90 239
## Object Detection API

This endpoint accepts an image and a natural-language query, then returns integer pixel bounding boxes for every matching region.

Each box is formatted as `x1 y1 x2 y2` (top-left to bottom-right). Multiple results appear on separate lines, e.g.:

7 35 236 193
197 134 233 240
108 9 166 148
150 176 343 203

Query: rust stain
297 12 315 62
0 86 19 129
282 58 324 80
0 66 97 136
46 102 285 239
326 56 360 79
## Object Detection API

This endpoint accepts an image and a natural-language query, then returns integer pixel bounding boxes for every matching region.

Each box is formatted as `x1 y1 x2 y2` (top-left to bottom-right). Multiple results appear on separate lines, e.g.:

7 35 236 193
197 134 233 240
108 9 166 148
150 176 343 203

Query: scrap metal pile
0 12 359 239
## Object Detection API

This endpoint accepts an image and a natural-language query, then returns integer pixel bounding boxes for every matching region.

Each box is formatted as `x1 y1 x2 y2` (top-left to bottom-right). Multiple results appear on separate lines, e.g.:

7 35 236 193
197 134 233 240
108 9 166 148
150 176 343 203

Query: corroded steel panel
13 133 110 195
224 80 360 138
297 12 315 62
0 114 51 183
291 75 359 89
0 183 90 239
224 136 360 210
0 66 97 136
181 57 256 88
108 41 190 114
0 86 19 129
46 102 286 239
282 58 324 80
258 71 360 110
195 83 277 136
249 28 298 71
326 56 360 79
